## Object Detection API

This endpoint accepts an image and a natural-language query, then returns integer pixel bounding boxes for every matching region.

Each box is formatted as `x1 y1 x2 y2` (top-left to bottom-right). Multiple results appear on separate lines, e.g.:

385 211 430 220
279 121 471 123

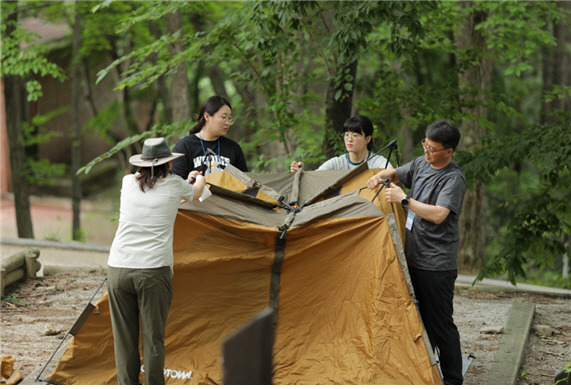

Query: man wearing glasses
367 119 466 385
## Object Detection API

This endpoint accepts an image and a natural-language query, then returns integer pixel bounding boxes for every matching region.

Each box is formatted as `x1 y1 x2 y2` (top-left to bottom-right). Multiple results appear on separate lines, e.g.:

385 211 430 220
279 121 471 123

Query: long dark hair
190 96 232 135
136 164 170 192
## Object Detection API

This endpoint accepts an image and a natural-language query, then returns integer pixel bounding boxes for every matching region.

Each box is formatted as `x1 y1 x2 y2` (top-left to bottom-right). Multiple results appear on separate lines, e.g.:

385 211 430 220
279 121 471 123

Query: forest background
1 0 570 288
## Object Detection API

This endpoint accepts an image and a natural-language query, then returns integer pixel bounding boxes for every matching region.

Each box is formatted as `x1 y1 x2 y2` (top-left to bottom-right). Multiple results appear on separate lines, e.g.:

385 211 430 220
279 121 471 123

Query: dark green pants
108 266 173 385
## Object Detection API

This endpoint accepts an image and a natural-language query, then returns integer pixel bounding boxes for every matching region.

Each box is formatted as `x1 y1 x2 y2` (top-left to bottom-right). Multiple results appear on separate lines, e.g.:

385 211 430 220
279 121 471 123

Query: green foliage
555 361 571 385
96 31 195 89
77 120 191 175
459 105 571 284
0 2 66 101
73 228 87 243
1 294 24 304
523 267 571 290
5 0 570 284
42 227 63 242
211 1 323 161
83 100 121 140
21 109 67 146
19 109 68 185
26 158 67 186
472 1 560 77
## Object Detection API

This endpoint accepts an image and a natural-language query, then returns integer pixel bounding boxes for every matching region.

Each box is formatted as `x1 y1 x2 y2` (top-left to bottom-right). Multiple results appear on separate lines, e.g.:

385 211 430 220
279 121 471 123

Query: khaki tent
47 164 441 385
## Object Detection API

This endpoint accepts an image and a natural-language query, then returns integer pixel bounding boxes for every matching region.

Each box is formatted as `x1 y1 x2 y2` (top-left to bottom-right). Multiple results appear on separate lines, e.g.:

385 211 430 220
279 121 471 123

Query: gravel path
1 269 569 385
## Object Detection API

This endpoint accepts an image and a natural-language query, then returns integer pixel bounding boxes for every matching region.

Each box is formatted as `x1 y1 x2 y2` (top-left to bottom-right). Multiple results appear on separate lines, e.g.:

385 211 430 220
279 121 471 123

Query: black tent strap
277 196 303 213
370 179 390 203
268 226 288 325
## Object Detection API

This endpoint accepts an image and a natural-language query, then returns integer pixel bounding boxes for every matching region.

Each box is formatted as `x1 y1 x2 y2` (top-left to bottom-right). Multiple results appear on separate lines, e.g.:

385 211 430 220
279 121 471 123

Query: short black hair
426 119 461 150
342 115 374 150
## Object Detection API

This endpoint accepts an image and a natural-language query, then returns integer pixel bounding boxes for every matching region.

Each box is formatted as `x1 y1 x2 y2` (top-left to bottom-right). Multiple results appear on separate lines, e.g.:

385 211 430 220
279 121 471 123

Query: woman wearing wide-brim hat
107 137 205 385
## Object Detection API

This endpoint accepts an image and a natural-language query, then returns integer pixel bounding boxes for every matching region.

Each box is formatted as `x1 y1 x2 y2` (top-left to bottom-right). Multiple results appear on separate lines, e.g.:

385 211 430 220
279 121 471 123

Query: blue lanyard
412 166 431 201
413 162 453 201
198 131 220 160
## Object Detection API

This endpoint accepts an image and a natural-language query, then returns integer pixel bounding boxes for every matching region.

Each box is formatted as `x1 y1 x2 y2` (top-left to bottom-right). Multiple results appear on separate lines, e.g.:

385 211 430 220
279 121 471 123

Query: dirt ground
1 269 569 385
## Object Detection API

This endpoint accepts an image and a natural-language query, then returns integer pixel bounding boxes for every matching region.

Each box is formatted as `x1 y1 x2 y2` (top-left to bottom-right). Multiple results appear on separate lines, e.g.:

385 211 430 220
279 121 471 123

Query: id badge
406 210 415 231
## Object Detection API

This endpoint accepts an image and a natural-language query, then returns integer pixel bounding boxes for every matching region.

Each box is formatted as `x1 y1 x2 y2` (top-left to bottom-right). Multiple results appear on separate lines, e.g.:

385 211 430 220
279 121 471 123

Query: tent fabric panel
337 168 406 245
50 213 278 385
206 184 279 209
207 167 360 206
291 192 383 228
178 191 286 228
245 171 296 203
48 294 117 385
203 169 248 193
164 212 277 384
208 166 283 204
305 164 370 205
273 216 437 385
297 169 362 206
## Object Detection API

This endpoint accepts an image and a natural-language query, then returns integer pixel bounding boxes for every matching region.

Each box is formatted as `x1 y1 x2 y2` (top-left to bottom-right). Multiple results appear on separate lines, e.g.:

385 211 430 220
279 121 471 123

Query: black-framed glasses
421 139 448 155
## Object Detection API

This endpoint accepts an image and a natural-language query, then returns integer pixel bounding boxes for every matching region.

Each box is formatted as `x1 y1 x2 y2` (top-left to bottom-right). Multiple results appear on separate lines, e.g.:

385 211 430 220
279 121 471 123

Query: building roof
19 17 70 49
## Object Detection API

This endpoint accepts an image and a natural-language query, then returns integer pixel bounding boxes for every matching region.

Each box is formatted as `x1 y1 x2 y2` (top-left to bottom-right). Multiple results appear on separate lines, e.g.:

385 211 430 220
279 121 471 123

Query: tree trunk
395 60 414 165
4 2 34 239
541 2 571 279
541 1 571 123
108 38 140 170
399 107 414 166
206 65 229 103
150 21 173 124
71 3 82 241
165 11 191 122
563 237 570 279
323 61 357 159
456 3 492 274
235 81 260 166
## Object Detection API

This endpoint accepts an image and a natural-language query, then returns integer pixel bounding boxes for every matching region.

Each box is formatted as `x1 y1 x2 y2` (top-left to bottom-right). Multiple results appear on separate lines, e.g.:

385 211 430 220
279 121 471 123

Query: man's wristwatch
401 195 410 207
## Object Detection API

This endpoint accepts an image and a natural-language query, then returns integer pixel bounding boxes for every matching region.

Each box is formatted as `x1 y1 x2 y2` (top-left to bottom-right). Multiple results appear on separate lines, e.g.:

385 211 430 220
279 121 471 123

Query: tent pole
35 275 108 382
385 212 442 382
368 139 400 169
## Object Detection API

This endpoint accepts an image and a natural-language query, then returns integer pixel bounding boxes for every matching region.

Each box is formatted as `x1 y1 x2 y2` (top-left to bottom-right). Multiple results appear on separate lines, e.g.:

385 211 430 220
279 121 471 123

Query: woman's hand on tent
187 170 203 183
290 160 304 173
191 175 206 200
